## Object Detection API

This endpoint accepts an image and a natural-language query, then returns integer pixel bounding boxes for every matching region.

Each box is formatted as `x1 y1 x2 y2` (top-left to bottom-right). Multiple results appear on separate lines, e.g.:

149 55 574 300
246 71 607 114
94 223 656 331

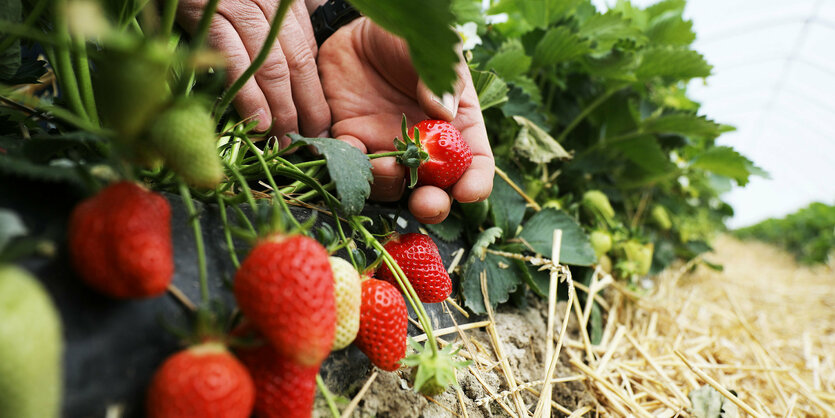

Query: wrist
305 0 328 14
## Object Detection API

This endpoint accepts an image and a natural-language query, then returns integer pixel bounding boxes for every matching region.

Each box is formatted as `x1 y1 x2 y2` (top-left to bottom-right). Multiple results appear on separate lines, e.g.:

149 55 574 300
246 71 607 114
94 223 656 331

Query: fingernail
431 92 457 119
316 130 330 138
253 109 269 131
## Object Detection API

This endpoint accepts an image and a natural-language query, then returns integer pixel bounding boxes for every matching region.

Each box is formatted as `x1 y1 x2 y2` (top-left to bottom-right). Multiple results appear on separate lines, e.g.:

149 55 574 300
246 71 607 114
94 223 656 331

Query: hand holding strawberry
395 118 473 190
318 18 494 224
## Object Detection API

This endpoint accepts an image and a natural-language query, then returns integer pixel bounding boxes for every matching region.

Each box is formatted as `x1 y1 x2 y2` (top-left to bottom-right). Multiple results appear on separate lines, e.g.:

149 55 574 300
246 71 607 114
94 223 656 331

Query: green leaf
533 26 590 68
484 39 531 81
287 134 373 215
689 385 739 418
512 116 571 163
645 0 686 19
636 46 712 80
488 162 526 237
642 113 723 139
647 13 695 46
500 85 548 127
610 134 674 174
489 0 582 29
470 68 509 111
0 155 87 186
423 216 464 242
582 50 638 80
578 11 647 53
0 208 27 254
690 146 768 187
515 258 549 297
470 227 503 259
461 239 522 314
510 76 542 105
518 208 597 266
0 0 22 80
348 0 459 96
451 0 484 25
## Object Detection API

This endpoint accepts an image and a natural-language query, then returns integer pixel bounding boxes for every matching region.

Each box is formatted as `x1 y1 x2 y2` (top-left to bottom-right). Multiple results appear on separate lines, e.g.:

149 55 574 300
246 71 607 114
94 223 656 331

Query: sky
591 0 835 228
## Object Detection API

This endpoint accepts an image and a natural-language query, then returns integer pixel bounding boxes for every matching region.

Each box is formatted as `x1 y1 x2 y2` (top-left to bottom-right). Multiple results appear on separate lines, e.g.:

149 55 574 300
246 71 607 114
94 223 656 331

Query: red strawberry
68 181 173 299
397 119 472 189
354 278 408 371
376 232 452 303
146 342 255 418
233 234 336 366
235 326 319 418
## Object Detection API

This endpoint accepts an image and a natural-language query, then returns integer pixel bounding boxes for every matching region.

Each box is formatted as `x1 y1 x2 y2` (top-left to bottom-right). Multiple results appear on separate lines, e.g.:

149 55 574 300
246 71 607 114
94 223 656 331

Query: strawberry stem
316 375 341 418
240 135 302 230
216 195 240 268
178 180 210 304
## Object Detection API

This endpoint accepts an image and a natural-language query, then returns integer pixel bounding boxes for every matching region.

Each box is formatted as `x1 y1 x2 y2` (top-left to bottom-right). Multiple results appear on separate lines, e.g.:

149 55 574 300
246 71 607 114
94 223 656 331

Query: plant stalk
179 181 210 304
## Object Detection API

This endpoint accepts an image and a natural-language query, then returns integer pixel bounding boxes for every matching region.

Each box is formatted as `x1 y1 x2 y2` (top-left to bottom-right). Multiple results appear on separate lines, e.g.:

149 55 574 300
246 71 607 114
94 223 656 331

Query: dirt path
315 236 835 417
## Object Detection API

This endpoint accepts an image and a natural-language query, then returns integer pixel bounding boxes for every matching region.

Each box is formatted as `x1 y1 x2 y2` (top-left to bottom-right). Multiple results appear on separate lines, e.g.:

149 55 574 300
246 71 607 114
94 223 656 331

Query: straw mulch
335 235 833 417
554 234 835 417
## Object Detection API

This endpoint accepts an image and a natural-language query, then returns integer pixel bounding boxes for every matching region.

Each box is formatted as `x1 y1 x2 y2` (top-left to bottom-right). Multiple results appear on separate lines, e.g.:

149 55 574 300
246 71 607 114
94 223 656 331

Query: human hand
317 18 494 224
177 0 330 141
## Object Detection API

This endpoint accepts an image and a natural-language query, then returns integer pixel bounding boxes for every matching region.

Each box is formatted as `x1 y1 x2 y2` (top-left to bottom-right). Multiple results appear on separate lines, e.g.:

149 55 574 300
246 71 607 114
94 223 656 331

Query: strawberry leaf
287 134 373 215
488 162 526 237
423 216 463 242
518 208 597 266
461 248 522 314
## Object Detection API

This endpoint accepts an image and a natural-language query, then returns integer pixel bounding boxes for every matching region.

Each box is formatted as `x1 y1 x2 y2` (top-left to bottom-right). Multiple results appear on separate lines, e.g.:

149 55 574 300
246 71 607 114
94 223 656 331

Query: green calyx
393 115 430 188
402 339 470 396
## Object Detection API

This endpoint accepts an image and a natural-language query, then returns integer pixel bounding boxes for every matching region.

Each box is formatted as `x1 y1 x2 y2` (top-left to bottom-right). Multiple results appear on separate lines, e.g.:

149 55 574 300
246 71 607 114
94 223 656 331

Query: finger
408 186 452 224
205 15 272 132
451 155 494 203
291 0 318 54
278 11 331 137
369 156 405 202
451 73 494 203
334 134 367 153
416 44 468 121
220 1 298 142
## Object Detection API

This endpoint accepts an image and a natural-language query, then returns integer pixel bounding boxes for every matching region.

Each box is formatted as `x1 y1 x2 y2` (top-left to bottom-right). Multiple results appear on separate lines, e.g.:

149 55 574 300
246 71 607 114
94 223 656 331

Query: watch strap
311 0 362 47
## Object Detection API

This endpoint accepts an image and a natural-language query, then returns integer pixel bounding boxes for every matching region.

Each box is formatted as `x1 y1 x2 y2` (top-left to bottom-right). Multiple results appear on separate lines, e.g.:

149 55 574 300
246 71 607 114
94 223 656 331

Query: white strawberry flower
455 22 482 51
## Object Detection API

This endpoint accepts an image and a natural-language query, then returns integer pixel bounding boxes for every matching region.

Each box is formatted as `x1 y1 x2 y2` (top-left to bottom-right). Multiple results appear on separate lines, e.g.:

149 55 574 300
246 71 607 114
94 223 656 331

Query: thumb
416 46 468 121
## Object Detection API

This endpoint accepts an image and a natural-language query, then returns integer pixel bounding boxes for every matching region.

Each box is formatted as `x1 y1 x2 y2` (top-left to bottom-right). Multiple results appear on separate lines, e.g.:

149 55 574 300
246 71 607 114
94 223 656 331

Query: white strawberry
328 257 362 350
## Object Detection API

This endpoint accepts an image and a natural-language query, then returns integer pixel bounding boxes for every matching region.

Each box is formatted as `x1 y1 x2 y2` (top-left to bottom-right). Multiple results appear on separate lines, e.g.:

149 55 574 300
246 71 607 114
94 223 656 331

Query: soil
315 297 596 417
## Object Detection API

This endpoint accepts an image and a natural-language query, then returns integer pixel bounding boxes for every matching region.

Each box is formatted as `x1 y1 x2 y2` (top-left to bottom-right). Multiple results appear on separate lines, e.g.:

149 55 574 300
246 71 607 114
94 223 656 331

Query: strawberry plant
0 0 767 415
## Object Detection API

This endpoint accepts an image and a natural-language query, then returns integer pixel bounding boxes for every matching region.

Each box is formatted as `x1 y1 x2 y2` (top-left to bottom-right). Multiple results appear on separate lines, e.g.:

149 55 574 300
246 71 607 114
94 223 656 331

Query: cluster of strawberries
67 181 454 417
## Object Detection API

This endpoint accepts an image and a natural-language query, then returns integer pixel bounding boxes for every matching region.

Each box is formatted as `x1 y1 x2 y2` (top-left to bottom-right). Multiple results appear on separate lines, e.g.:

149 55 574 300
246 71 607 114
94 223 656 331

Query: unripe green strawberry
589 230 613 258
328 257 361 351
0 265 63 418
94 39 172 140
148 99 223 188
621 240 654 276
650 205 673 230
582 190 615 221
599 254 613 274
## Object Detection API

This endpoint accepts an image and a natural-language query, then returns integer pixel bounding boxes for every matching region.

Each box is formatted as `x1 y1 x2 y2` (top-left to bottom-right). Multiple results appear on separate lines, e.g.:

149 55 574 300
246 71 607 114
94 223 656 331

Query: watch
311 0 362 47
